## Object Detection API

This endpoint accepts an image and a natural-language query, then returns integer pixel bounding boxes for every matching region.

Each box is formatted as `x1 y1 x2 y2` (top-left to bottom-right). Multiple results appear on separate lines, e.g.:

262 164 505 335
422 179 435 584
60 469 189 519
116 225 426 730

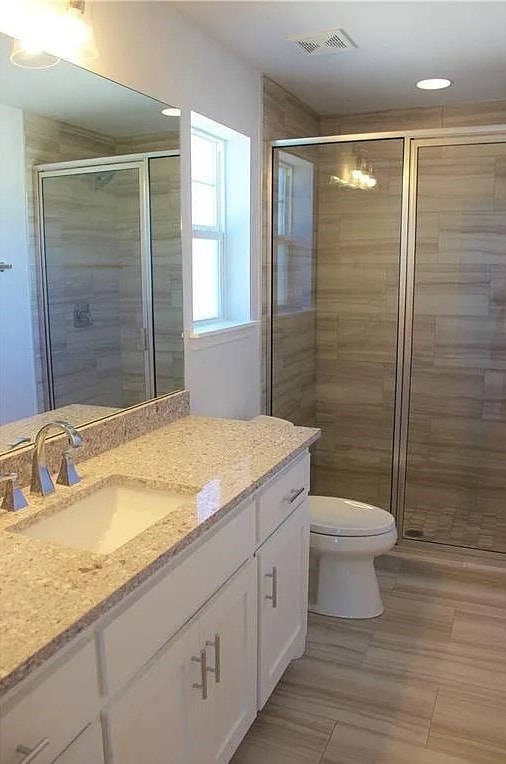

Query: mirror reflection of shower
36 152 183 412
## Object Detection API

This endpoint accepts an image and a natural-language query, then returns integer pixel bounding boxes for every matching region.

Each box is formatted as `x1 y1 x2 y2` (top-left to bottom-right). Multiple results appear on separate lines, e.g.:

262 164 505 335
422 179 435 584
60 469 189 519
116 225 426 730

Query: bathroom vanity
0 416 319 764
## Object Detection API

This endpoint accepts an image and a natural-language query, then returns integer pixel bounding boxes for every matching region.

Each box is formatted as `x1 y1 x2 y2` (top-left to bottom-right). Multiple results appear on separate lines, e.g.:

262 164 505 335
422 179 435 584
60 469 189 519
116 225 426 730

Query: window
277 162 293 238
276 162 293 307
190 112 251 335
274 152 314 313
191 130 225 323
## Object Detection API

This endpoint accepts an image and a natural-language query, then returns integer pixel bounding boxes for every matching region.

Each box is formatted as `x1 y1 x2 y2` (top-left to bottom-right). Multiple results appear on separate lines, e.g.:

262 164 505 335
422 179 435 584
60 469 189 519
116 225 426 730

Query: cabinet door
256 502 309 708
198 560 257 764
54 722 104 763
104 620 203 764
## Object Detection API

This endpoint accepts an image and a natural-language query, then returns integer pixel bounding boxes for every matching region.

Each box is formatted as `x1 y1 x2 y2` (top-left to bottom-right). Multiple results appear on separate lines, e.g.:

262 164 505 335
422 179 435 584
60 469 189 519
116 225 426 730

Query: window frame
191 128 226 326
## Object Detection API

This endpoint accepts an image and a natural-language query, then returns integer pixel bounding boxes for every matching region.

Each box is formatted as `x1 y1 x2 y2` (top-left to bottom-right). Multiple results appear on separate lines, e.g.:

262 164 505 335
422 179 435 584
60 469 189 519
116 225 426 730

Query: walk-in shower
269 128 506 555
36 151 182 412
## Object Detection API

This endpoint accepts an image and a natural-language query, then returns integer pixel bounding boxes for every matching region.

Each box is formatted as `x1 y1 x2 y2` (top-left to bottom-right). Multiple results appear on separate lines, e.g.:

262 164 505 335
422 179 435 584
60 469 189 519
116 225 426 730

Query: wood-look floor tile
429 686 506 764
230 702 335 764
450 609 506 650
270 655 436 744
363 621 506 693
371 592 455 645
306 612 375 666
393 559 506 616
321 722 485 764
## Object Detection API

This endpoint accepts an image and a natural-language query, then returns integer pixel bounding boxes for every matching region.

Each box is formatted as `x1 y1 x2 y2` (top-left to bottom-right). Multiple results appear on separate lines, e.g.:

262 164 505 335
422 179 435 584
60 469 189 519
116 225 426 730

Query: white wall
89 1 263 418
0 104 38 425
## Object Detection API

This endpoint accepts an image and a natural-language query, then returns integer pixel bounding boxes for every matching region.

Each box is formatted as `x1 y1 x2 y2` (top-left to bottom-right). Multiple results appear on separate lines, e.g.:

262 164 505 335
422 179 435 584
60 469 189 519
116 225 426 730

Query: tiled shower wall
262 77 319 421
265 79 506 513
312 140 403 506
23 113 181 412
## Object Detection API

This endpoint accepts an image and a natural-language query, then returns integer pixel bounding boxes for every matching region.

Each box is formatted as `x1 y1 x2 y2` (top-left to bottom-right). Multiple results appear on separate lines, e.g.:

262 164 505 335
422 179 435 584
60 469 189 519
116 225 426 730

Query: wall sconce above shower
5 0 97 69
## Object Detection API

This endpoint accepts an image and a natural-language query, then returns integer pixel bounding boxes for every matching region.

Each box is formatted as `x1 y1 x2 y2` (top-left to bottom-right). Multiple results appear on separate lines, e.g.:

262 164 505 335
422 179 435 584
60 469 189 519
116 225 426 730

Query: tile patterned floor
231 555 506 764
403 505 506 554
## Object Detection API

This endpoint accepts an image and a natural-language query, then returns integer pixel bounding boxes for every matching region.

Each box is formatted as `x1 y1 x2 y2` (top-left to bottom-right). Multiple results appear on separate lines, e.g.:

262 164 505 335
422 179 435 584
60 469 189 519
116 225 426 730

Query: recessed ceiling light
161 107 181 117
416 78 452 91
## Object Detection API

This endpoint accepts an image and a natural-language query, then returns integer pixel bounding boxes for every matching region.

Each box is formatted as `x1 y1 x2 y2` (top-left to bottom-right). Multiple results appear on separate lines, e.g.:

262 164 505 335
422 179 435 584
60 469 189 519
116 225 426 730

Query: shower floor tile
403 503 506 553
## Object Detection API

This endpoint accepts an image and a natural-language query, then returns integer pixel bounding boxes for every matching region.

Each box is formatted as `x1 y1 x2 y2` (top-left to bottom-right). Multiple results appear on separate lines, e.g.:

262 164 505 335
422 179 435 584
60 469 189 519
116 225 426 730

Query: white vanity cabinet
104 560 257 764
256 505 309 709
254 453 310 709
0 642 101 764
1 450 311 764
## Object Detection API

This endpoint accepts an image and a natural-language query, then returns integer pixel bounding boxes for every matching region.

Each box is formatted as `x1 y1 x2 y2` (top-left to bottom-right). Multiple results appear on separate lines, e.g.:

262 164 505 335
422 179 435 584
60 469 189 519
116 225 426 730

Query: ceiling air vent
289 28 357 56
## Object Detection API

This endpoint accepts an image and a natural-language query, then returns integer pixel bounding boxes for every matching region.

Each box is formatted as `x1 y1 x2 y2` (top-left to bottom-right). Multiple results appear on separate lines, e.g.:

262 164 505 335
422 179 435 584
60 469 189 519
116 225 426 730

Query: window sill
189 320 260 349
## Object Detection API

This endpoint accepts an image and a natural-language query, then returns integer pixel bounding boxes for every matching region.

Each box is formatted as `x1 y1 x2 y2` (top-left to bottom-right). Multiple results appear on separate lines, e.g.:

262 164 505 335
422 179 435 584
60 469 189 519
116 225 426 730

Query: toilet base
310 554 384 619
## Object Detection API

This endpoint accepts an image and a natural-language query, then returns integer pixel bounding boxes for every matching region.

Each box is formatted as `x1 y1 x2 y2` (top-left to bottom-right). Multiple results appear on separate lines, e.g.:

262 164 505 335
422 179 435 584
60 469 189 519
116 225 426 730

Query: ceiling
173 1 506 115
0 32 179 137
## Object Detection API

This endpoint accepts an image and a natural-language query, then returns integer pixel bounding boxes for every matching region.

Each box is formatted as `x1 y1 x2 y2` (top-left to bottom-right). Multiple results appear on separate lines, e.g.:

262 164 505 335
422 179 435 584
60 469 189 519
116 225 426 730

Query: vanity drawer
256 452 310 546
0 641 99 764
100 499 256 696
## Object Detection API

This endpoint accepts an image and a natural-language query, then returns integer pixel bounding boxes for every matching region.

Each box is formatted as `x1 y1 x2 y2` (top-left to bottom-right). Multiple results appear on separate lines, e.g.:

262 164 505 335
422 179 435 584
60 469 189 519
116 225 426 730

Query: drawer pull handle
16 738 49 763
265 566 278 608
286 486 305 504
206 633 221 683
192 649 208 700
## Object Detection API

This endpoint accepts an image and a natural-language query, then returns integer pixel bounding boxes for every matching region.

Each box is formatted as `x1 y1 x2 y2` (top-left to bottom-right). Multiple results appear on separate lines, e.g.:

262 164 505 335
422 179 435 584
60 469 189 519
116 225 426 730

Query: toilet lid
309 496 395 537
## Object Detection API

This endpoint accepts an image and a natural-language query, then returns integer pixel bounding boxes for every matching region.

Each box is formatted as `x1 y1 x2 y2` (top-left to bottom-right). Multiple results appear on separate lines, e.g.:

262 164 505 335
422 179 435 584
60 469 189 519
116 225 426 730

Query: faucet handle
56 448 82 488
0 473 28 511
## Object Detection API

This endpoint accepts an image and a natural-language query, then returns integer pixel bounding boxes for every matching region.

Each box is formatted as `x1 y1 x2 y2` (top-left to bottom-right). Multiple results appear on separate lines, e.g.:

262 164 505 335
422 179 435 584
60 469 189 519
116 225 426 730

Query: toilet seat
310 496 395 537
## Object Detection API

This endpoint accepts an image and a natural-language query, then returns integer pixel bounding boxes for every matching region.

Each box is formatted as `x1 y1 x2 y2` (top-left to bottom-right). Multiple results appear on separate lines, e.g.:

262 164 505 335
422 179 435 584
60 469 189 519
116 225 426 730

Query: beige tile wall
22 114 182 413
320 98 506 135
312 139 404 506
264 81 506 512
263 77 319 420
404 141 506 552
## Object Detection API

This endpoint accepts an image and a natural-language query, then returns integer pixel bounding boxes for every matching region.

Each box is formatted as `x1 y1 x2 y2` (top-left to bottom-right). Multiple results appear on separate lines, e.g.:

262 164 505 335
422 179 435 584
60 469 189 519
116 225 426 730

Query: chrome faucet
0 473 28 511
31 420 84 497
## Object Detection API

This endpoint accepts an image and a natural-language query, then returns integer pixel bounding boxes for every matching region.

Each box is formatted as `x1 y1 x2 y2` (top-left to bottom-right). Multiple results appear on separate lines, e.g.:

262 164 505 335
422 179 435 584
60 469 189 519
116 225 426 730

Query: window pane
192 180 217 228
277 242 289 307
192 238 220 321
192 133 218 185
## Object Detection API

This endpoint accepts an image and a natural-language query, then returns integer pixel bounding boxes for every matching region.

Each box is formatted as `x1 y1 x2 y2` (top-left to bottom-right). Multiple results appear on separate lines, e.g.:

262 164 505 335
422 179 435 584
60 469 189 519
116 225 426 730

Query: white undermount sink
19 481 194 554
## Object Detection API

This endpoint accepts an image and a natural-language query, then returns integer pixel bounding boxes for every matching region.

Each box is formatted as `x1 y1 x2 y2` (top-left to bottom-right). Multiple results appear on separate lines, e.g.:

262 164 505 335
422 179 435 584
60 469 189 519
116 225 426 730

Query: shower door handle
0 262 13 272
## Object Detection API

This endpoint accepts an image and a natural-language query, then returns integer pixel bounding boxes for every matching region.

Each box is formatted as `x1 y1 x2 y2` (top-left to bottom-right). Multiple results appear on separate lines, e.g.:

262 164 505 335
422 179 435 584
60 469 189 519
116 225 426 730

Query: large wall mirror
0 31 183 454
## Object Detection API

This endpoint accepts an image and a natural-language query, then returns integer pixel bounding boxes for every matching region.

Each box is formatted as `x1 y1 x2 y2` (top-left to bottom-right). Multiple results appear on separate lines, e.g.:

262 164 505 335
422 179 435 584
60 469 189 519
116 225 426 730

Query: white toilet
309 496 397 619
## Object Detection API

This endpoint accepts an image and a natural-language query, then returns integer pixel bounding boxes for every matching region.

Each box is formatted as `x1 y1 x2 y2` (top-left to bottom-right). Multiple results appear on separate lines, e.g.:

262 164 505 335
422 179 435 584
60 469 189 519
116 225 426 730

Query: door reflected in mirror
0 31 183 454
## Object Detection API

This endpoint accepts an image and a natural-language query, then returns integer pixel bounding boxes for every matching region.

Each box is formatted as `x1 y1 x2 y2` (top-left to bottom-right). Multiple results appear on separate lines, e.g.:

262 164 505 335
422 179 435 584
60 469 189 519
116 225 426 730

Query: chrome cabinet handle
192 649 208 700
16 738 49 762
285 486 305 504
206 633 221 683
265 566 278 608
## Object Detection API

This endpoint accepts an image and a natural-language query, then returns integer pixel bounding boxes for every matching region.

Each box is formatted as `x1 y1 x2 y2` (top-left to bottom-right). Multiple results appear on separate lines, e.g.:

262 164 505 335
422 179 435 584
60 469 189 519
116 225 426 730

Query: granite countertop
0 404 120 453
0 415 319 697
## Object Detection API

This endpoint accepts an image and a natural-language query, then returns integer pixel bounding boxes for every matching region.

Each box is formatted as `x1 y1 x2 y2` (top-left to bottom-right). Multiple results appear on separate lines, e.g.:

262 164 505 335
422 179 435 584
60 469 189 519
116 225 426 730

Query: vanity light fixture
9 0 97 70
161 107 181 117
416 78 453 90
329 156 378 191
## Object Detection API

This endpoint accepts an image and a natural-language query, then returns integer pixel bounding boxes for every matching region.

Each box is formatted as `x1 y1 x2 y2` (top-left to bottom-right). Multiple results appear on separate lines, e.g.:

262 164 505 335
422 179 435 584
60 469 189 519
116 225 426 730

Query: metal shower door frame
35 151 179 409
269 125 506 536
394 131 506 539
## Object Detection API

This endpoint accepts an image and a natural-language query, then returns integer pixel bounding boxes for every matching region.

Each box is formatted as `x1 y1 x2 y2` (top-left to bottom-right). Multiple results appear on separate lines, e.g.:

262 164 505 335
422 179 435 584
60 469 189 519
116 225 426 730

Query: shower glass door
40 165 147 410
403 138 506 552
272 138 404 511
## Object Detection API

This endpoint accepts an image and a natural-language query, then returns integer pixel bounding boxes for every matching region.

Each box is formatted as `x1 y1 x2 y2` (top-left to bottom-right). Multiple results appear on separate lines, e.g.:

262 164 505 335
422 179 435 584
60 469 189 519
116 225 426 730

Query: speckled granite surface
0 390 189 490
0 404 120 453
0 415 319 697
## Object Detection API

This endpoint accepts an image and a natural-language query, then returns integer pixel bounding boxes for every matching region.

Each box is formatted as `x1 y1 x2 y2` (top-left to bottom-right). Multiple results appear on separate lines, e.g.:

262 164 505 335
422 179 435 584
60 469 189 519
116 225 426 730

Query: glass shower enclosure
36 152 183 411
270 130 506 555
